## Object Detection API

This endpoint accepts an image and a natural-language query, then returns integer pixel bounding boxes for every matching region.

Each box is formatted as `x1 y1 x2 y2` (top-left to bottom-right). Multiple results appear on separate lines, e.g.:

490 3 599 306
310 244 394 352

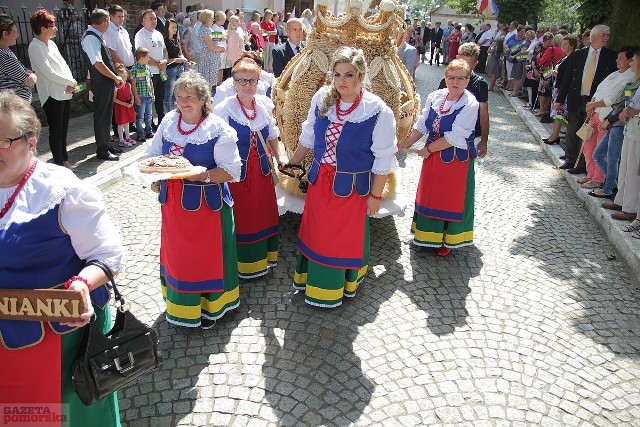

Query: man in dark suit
429 21 443 66
555 25 617 173
416 20 431 63
152 3 166 34
272 18 305 78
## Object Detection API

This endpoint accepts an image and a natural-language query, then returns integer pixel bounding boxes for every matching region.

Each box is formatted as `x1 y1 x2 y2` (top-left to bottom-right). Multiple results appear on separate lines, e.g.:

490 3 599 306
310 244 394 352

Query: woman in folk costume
0 92 124 426
286 46 398 308
214 58 284 279
398 59 479 256
146 70 242 329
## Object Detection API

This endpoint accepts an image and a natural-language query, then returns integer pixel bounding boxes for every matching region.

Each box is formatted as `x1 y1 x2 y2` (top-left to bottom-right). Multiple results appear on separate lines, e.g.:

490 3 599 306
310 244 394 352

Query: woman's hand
65 85 75 94
397 138 414 152
418 146 432 158
24 73 37 87
586 102 596 112
276 154 288 169
59 280 94 328
367 195 382 216
598 119 610 131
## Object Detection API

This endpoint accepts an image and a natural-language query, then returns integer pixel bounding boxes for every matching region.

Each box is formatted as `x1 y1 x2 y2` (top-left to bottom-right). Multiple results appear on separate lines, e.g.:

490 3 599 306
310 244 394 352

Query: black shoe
559 162 573 170
145 132 155 139
96 152 119 161
201 318 216 329
544 137 560 145
137 136 147 143
559 155 566 160
109 146 124 154
540 116 554 123
567 167 586 175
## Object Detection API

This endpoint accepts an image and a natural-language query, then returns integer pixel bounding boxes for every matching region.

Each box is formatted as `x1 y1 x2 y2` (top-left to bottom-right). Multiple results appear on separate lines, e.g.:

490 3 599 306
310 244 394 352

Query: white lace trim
371 167 396 175
217 94 277 133
316 86 385 124
0 162 72 226
159 110 230 146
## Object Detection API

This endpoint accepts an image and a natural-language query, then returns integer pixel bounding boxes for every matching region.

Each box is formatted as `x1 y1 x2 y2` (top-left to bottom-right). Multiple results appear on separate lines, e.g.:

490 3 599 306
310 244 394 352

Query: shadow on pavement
248 214 401 426
407 241 481 336
510 199 640 359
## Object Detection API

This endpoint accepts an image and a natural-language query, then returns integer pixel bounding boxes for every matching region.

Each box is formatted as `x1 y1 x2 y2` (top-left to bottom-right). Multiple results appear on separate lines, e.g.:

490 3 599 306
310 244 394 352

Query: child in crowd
113 64 136 147
131 47 155 143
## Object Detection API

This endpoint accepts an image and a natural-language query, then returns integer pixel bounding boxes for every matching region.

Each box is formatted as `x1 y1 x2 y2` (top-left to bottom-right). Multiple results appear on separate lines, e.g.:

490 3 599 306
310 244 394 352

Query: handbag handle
86 259 126 309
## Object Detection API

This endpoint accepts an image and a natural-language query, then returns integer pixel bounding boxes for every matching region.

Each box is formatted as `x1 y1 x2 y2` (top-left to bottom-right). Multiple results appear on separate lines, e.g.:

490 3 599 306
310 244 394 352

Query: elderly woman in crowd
213 52 274 117
28 9 76 169
544 34 578 145
399 59 479 257
286 46 398 308
197 9 225 91
576 46 637 190
214 58 284 279
146 71 241 329
0 14 36 102
591 47 640 200
0 92 124 426
599 51 640 223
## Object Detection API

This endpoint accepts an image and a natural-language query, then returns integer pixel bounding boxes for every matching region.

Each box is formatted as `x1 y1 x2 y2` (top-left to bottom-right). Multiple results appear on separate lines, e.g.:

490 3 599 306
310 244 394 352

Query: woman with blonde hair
398 59 479 256
286 46 398 308
197 9 225 90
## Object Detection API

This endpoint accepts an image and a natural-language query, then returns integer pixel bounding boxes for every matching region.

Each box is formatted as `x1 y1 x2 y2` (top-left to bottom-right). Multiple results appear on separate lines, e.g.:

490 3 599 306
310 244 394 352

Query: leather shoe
96 152 119 161
612 211 636 221
602 201 622 211
109 146 124 154
559 155 566 160
567 167 586 175
558 162 573 170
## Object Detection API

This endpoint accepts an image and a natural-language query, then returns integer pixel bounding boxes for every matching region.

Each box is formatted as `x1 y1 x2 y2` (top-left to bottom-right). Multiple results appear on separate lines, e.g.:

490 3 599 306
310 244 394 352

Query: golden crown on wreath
272 0 420 198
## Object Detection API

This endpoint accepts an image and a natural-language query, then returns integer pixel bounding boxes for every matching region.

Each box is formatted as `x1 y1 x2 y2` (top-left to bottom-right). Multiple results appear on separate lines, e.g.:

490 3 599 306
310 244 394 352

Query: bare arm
477 102 489 158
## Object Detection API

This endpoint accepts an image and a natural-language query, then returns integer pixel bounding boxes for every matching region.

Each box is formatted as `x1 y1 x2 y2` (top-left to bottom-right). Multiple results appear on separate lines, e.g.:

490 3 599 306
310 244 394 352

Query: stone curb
501 88 640 279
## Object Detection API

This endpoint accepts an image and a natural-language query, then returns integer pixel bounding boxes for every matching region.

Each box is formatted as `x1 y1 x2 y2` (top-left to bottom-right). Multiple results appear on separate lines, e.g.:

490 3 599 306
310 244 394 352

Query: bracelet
426 144 433 154
369 193 383 201
64 276 92 291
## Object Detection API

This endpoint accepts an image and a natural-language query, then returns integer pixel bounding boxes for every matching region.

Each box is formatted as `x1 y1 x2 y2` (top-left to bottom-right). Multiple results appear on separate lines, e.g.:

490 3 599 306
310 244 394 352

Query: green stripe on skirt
294 218 370 308
162 204 240 327
237 234 278 279
62 307 121 426
412 159 475 248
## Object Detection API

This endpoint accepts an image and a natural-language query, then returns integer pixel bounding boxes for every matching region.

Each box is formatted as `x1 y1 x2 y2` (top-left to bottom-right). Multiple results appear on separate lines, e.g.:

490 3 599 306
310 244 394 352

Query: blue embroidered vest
228 118 270 181
0 205 111 349
424 105 477 161
307 108 379 196
158 138 234 210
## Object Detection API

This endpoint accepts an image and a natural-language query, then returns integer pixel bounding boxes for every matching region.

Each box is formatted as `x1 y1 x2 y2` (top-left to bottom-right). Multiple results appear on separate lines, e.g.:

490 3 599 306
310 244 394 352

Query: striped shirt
0 48 32 102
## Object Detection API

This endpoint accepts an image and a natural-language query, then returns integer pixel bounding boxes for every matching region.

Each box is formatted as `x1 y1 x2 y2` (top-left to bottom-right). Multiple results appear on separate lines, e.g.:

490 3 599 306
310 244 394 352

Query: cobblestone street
102 63 640 426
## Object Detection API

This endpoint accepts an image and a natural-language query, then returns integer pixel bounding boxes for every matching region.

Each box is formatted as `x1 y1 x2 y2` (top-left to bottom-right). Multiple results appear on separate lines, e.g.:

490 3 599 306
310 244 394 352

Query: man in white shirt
475 23 494 73
504 21 518 43
134 9 168 127
104 5 134 68
527 27 545 53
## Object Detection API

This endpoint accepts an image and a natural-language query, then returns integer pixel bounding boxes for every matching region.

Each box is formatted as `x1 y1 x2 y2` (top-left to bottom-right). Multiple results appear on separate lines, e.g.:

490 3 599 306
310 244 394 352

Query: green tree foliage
538 0 579 32
606 0 640 49
400 0 445 20
575 0 609 28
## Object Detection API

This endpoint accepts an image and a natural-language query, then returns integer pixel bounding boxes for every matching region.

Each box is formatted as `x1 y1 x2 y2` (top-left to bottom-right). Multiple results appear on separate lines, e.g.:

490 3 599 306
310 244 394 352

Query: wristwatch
203 171 211 183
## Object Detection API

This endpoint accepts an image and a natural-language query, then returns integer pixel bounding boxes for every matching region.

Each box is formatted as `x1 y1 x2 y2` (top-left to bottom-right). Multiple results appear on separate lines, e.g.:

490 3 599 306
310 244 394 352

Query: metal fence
0 4 89 81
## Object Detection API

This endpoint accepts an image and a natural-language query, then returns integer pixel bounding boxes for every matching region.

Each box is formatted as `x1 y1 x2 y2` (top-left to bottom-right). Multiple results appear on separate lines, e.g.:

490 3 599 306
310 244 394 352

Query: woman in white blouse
398 59 479 257
28 9 76 168
0 91 124 426
286 47 398 308
214 58 284 280
146 70 242 329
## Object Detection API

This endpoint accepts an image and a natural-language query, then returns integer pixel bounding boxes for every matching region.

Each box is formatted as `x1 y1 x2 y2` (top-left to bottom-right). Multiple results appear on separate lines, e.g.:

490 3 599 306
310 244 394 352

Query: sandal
581 181 603 189
633 230 640 239
577 177 591 184
622 221 640 232
535 111 549 117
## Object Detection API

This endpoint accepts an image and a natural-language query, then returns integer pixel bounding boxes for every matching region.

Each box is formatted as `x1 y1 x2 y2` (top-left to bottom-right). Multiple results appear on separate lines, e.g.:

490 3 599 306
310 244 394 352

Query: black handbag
72 260 162 406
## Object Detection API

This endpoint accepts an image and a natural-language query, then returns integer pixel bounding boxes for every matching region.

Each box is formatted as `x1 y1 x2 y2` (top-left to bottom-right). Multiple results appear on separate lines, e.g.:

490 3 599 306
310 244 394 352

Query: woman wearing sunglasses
214 57 285 279
398 59 479 257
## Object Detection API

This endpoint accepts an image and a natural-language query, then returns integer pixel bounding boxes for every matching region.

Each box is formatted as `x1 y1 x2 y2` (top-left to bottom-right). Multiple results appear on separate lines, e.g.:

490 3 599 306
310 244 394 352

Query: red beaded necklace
177 112 206 135
237 95 257 120
439 91 464 116
0 159 37 219
336 89 363 120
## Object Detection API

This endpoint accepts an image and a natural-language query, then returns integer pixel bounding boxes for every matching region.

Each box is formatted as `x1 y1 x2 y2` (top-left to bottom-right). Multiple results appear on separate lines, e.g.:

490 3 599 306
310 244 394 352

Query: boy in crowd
131 47 155 143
